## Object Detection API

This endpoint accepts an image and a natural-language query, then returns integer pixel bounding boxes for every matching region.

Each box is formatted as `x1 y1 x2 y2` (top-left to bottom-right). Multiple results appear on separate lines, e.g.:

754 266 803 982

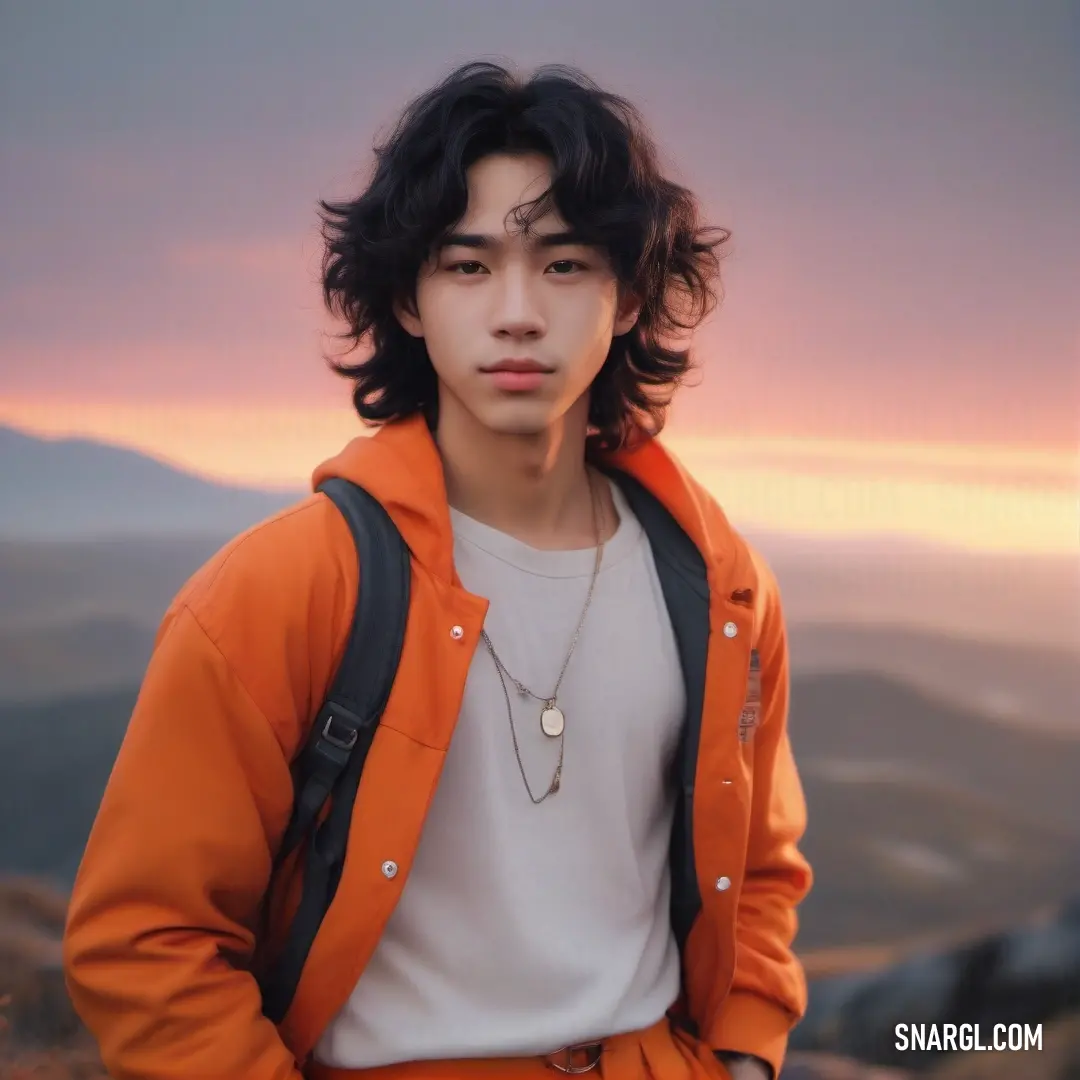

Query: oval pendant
540 705 565 738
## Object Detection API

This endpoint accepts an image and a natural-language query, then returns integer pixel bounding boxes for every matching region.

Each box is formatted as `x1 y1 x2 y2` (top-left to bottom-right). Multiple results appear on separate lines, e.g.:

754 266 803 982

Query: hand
723 1057 771 1080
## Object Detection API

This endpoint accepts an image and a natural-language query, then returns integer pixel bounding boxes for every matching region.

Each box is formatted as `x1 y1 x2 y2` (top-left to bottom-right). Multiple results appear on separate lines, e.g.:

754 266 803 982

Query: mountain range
0 423 300 538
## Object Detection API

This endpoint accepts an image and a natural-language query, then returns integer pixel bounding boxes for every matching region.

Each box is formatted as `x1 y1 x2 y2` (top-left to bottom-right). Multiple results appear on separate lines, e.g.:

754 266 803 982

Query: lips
480 358 553 392
481 358 553 373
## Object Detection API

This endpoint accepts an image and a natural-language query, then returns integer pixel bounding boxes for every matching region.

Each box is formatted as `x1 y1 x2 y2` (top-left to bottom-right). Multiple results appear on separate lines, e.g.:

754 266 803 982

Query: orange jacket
63 415 812 1080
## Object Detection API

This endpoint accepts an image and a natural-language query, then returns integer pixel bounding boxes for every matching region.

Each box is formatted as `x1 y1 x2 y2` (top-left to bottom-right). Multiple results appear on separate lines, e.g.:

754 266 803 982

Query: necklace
480 473 606 803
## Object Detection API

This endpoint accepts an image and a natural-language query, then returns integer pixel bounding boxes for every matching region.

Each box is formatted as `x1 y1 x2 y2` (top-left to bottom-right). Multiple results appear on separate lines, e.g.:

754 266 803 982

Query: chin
487 416 557 438
477 399 563 437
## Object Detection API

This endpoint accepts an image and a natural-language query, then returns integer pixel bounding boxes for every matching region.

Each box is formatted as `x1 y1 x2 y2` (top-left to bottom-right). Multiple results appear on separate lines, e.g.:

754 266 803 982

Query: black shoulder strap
258 477 411 1025
604 467 710 952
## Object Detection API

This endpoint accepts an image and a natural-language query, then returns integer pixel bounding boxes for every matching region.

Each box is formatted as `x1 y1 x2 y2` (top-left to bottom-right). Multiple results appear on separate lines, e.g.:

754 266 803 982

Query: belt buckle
544 1040 603 1074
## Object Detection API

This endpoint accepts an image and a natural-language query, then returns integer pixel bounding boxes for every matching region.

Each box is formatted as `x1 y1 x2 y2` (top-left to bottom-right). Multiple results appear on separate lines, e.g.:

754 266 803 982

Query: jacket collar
311 414 735 586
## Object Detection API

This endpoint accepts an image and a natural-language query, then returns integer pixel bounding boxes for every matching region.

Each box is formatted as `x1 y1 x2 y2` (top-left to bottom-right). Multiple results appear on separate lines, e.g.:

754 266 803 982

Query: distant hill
797 768 1080 950
790 672 1080 947
0 424 303 539
787 623 1080 737
0 616 153 701
0 688 135 885
3 674 1079 950
0 534 226 632
790 671 1080 831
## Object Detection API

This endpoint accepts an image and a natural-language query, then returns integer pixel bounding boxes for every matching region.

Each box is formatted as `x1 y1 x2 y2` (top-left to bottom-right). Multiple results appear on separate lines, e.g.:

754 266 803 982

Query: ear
393 295 424 338
613 290 641 337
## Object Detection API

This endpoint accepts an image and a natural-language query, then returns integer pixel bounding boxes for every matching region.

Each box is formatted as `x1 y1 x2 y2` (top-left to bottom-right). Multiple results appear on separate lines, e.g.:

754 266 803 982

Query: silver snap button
381 860 399 879
450 625 464 640
723 622 738 638
716 875 732 891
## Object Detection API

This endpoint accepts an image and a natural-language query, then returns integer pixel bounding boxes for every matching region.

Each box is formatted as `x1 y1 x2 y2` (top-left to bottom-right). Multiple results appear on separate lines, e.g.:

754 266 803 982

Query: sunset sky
1 2 1077 556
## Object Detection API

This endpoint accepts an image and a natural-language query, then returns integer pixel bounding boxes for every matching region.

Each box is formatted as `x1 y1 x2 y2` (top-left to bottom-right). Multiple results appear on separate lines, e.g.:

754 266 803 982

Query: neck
434 394 603 549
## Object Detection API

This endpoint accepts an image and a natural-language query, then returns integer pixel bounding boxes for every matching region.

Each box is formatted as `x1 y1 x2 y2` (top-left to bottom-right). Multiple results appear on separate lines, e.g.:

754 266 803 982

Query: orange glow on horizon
2 399 1077 558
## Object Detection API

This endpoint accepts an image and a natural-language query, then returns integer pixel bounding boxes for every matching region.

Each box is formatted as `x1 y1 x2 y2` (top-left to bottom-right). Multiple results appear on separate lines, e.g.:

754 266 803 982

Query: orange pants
305 1015 731 1080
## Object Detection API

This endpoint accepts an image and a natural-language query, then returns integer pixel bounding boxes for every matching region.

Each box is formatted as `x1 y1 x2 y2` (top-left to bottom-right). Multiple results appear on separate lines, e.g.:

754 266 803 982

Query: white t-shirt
314 479 686 1067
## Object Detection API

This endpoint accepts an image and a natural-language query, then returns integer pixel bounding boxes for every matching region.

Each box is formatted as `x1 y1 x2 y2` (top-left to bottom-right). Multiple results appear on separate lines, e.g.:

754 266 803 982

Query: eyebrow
435 229 593 251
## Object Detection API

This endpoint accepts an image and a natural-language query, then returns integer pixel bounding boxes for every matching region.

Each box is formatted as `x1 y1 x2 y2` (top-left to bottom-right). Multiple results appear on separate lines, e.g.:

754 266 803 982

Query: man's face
397 152 638 437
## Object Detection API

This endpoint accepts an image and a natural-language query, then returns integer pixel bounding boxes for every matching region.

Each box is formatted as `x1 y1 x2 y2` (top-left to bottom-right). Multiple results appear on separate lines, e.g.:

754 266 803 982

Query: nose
489 266 545 341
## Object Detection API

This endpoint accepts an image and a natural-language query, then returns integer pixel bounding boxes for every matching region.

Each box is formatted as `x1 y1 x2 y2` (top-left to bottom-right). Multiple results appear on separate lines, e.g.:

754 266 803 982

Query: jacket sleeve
704 551 813 1079
62 601 306 1080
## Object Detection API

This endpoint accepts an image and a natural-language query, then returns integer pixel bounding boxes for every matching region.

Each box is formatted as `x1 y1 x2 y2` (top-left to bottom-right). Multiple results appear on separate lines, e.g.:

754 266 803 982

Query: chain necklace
480 472 606 803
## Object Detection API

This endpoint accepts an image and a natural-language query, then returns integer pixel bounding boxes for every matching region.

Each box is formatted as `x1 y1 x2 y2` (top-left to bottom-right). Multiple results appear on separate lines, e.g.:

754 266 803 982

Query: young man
63 62 811 1080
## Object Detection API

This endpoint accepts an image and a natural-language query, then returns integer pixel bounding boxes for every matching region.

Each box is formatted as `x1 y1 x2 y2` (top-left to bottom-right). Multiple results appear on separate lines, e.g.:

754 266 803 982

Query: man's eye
449 261 486 275
548 260 584 274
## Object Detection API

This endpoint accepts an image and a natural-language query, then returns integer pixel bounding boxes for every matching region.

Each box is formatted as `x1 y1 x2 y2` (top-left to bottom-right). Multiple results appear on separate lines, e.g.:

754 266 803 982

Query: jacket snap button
450 625 464 640
381 860 399 879
716 875 732 891
723 622 738 638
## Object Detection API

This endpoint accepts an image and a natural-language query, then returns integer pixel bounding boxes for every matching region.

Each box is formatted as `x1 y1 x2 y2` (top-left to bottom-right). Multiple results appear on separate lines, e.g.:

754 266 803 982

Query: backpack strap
258 477 411 1025
604 467 710 952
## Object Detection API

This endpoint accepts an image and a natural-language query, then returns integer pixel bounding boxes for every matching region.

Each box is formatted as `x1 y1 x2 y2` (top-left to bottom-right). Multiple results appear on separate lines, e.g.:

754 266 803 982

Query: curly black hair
319 60 730 451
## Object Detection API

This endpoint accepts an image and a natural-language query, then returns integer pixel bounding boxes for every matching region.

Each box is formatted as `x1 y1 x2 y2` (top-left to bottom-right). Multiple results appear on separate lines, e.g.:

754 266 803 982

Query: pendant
540 704 565 738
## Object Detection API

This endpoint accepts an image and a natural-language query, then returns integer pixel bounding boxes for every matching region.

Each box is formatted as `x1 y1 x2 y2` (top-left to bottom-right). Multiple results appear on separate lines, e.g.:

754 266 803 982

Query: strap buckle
318 702 364 751
544 1041 603 1073
321 713 359 751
